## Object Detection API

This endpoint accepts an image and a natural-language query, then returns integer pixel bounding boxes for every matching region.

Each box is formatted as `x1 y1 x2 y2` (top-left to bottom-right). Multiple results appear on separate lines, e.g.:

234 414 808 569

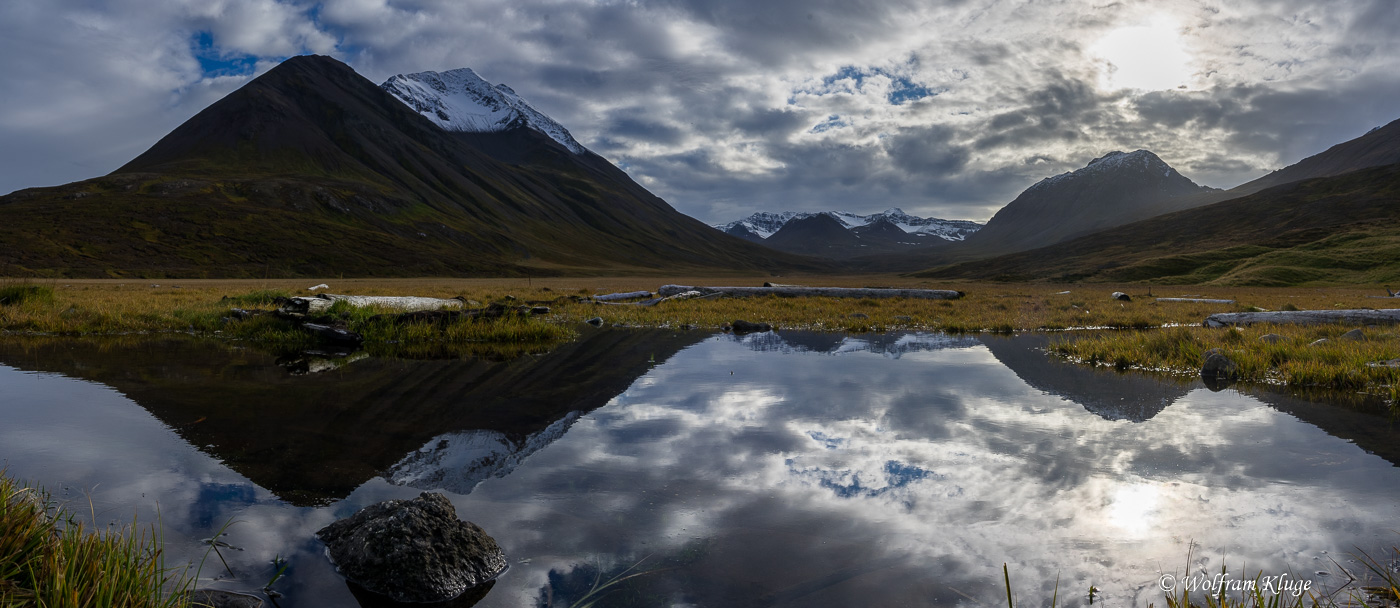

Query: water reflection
0 330 1396 607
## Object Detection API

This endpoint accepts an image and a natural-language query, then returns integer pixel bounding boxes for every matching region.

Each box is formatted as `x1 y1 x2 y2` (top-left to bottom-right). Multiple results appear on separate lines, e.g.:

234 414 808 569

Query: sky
2 1 1398 224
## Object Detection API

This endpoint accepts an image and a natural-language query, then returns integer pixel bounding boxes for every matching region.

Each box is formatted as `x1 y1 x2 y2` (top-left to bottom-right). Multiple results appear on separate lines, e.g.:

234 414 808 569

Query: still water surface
0 330 1397 607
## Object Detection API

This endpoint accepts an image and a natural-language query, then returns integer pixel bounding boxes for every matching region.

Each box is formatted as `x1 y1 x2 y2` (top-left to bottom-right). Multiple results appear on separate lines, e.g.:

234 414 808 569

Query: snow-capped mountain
714 208 982 241
381 68 587 154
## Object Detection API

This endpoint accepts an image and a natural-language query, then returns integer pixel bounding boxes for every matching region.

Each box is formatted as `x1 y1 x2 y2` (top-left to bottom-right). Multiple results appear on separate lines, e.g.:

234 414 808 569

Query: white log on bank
1156 298 1235 304
590 291 653 302
287 294 464 314
1203 309 1400 328
657 285 963 300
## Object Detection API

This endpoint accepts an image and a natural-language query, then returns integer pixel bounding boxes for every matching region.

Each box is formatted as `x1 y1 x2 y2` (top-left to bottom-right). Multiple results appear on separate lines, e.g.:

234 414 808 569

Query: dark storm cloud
3 0 1399 223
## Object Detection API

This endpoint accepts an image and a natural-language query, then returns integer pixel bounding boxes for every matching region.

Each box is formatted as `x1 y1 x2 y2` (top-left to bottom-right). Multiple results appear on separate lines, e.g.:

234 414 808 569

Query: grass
1050 324 1400 400
0 281 55 307
999 545 1400 608
0 473 190 607
2 278 1398 384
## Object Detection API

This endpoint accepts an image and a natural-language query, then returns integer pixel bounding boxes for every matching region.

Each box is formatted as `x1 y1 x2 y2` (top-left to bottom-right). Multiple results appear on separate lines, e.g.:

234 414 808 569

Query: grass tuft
0 473 190 607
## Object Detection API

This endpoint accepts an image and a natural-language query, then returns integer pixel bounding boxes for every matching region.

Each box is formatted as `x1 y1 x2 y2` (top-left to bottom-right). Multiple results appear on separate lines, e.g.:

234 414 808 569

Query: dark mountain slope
764 213 865 257
0 55 821 278
917 162 1400 285
961 150 1216 256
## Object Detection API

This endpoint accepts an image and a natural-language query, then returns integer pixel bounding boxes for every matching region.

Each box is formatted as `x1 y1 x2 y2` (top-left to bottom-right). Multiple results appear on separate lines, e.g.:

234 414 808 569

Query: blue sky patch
191 31 261 77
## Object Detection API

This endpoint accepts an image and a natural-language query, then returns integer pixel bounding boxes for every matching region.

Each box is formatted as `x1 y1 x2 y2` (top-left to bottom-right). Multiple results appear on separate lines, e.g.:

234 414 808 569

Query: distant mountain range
711 208 982 258
0 55 823 278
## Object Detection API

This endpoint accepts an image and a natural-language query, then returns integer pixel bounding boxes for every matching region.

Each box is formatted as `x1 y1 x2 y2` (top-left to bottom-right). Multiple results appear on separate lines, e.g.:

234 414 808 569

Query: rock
731 320 772 334
1340 328 1366 341
1200 348 1238 391
848 313 869 319
186 589 262 608
308 283 329 291
585 316 604 327
316 492 506 603
1111 292 1131 302
1259 333 1283 344
1310 338 1330 347
894 315 913 322
529 306 550 315
1368 358 1400 368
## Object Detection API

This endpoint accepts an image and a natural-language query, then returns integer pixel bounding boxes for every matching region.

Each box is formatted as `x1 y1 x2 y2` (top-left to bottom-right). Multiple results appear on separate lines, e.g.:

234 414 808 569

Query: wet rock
1259 333 1283 344
1111 292 1131 302
731 320 772 334
1341 328 1366 341
1200 348 1238 391
316 492 506 603
585 316 604 327
186 589 262 608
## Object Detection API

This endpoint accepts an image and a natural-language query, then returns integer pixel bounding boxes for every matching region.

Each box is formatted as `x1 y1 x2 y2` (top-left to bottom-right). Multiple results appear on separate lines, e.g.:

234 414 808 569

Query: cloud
3 0 1399 225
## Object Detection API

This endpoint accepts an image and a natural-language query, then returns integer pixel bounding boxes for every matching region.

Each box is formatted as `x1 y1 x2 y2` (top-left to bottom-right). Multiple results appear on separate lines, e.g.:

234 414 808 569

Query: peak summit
381 68 586 154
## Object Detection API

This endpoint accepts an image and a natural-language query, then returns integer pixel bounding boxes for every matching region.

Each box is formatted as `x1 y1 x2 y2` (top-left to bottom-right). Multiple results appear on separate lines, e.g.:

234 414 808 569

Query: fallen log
595 291 716 307
657 285 963 300
591 290 653 302
283 294 464 314
1203 308 1400 328
1156 298 1235 304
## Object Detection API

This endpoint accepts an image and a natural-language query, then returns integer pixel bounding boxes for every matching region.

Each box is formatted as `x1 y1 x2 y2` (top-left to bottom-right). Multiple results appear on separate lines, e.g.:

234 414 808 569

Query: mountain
961 150 1216 255
763 213 865 257
723 223 767 243
1228 118 1400 196
715 208 981 241
381 68 586 154
917 161 1400 285
850 217 923 246
0 55 820 278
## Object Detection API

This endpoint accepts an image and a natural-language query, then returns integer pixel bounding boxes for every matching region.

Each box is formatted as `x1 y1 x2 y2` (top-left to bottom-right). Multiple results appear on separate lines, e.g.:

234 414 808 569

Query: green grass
0 282 55 307
1051 324 1400 403
0 473 190 607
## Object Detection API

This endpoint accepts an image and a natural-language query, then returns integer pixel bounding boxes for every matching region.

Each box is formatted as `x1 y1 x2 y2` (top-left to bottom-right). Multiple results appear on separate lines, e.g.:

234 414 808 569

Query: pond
0 329 1397 607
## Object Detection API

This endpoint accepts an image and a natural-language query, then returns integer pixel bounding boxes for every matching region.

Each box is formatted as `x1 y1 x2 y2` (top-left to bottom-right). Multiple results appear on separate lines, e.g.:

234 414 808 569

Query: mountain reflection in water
0 330 1396 607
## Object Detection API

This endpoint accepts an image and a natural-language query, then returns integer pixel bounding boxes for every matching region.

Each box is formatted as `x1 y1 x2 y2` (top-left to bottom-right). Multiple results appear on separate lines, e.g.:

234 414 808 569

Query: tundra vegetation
2 278 1399 398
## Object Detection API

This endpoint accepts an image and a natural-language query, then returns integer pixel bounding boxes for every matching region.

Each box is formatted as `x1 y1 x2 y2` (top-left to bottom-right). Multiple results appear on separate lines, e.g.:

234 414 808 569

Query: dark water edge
0 330 1397 607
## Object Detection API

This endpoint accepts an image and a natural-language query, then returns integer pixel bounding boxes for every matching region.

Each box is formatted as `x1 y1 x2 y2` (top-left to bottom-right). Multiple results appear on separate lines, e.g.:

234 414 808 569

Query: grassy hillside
916 162 1400 285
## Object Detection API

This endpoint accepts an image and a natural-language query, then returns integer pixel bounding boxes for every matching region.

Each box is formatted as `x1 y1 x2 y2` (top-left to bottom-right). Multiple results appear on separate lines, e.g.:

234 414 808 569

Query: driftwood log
657 285 963 300
1203 309 1400 328
595 291 717 307
591 291 653 302
284 294 464 314
1156 298 1235 304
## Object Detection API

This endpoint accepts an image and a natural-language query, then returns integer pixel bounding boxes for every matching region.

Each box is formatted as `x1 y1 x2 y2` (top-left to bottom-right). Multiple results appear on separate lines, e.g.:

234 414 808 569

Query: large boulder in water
316 492 506 603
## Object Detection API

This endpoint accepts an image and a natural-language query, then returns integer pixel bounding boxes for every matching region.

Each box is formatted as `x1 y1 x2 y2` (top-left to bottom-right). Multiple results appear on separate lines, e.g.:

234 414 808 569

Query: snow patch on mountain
715 208 982 241
383 411 583 495
381 68 587 154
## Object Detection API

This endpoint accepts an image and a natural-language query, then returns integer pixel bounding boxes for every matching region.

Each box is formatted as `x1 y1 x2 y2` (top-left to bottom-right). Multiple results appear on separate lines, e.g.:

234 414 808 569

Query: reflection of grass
1051 324 1400 403
0 472 190 607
